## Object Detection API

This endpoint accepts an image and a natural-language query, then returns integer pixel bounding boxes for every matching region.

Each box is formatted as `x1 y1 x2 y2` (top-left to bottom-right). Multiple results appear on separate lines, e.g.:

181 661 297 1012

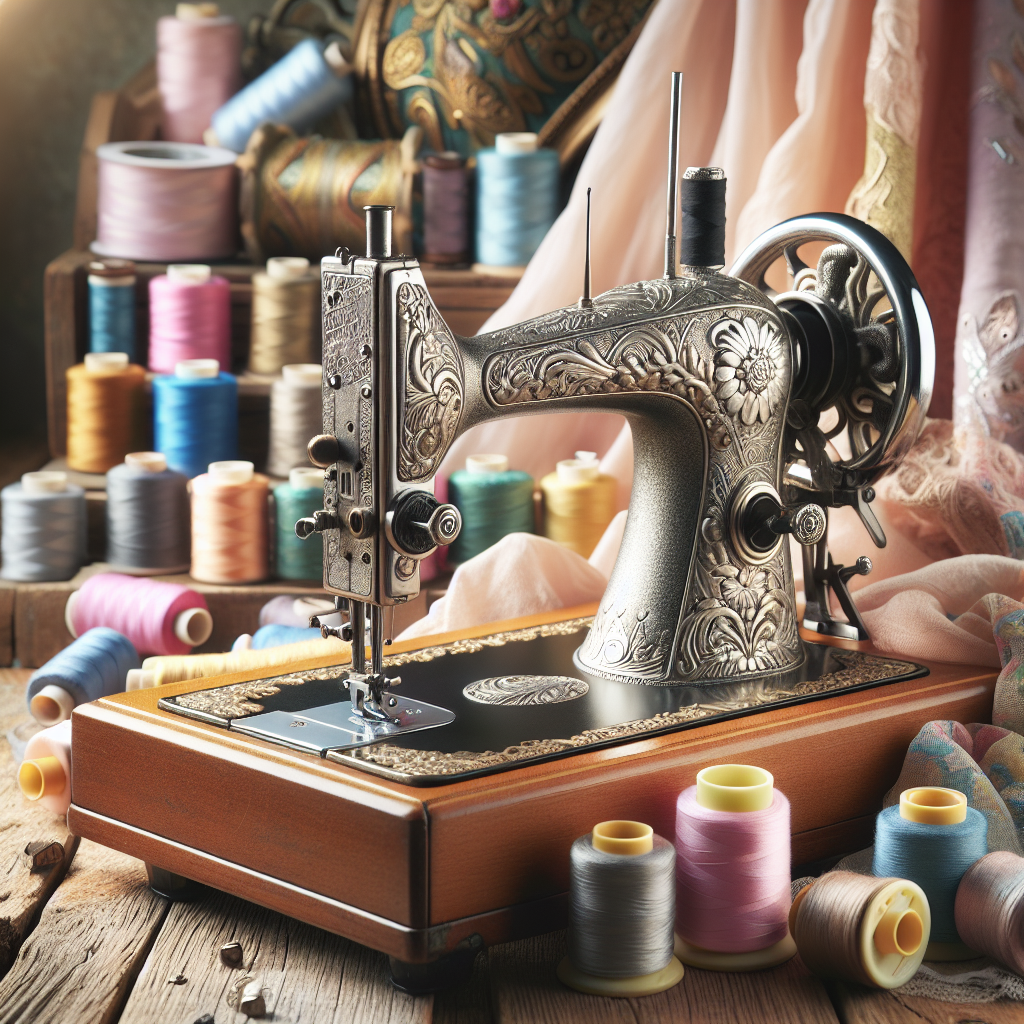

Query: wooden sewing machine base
67 603 998 982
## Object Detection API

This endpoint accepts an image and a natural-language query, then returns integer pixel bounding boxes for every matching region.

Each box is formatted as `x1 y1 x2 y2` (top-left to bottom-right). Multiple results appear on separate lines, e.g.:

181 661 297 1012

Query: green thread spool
274 468 324 580
448 454 534 564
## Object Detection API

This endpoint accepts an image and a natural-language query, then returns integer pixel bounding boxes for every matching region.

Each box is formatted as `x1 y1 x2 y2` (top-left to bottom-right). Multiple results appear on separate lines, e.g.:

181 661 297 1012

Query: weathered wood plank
0 838 166 1024
118 888 432 1024
489 931 839 1024
829 980 1024 1023
0 669 78 977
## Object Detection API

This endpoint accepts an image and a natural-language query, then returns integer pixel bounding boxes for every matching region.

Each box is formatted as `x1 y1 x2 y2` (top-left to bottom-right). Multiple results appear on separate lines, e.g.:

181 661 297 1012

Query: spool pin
675 764 797 971
558 820 685 997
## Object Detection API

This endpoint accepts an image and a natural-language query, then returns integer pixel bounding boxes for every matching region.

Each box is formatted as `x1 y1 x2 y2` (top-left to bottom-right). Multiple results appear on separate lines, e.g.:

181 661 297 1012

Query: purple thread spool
423 153 469 264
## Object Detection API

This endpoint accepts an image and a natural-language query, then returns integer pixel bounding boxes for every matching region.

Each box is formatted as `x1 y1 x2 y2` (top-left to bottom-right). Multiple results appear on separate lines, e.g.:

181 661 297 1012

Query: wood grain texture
0 669 79 976
829 980 1024 1023
118 888 430 1024
0 838 166 1024
489 931 839 1024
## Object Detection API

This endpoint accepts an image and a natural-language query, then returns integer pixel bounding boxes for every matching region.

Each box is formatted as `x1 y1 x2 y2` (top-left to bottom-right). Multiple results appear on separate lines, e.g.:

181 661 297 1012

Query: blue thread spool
26 627 140 725
274 468 324 580
873 788 988 958
476 133 559 267
88 258 136 358
153 358 238 479
209 38 353 153
447 454 535 564
251 624 322 649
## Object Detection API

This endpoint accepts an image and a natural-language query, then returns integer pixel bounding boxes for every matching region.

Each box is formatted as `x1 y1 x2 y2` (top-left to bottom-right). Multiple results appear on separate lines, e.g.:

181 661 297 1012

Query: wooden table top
0 666 1019 1024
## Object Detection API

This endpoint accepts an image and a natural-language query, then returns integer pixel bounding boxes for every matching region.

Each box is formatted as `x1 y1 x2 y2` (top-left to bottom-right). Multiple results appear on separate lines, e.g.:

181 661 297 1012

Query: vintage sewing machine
68 88 998 991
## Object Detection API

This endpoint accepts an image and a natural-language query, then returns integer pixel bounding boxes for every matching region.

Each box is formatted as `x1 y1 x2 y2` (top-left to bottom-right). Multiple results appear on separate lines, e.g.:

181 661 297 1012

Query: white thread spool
268 363 323 477
18 720 73 816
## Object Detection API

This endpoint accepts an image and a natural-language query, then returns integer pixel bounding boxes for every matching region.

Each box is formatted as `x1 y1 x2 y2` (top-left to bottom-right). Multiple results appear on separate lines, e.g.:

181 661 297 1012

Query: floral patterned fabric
885 591 1024 856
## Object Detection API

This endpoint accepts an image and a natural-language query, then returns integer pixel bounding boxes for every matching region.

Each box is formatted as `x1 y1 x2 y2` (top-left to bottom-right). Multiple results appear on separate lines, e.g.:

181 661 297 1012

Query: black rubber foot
145 863 208 901
388 935 484 994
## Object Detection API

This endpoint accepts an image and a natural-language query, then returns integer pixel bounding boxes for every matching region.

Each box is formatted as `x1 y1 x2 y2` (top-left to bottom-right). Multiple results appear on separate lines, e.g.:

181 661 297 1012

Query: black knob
387 490 461 557
307 434 342 469
740 492 826 553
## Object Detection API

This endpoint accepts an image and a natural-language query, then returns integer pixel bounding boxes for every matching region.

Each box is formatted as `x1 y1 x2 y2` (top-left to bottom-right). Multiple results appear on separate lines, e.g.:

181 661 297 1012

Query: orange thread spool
190 460 269 583
66 353 146 473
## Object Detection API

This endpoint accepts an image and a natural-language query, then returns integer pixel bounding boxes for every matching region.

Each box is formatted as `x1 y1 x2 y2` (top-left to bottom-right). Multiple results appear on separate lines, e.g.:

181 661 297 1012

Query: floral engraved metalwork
463 675 589 706
481 275 799 683
172 677 309 720
346 650 919 777
712 317 785 426
397 281 464 481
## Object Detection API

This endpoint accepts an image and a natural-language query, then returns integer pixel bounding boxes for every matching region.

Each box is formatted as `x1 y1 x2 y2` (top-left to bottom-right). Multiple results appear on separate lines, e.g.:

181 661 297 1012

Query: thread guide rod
580 187 593 308
664 72 683 280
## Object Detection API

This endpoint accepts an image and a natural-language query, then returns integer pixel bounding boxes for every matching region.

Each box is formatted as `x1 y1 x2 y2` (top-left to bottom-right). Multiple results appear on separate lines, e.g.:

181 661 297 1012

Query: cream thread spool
674 764 797 971
268 363 323 477
190 460 269 583
540 451 617 559
18 720 73 816
955 851 1024 972
558 820 684 997
249 257 319 375
790 871 930 988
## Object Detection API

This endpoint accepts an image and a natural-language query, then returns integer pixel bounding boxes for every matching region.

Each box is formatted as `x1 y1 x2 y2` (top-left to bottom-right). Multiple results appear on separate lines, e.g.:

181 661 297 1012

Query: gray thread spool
268 364 323 478
560 820 682 996
106 452 190 573
1 472 86 582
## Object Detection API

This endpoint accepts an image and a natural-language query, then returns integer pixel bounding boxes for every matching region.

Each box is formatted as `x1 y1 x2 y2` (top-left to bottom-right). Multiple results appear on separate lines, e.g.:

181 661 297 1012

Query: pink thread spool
157 5 242 143
65 572 212 657
94 141 237 262
674 764 797 971
148 265 232 374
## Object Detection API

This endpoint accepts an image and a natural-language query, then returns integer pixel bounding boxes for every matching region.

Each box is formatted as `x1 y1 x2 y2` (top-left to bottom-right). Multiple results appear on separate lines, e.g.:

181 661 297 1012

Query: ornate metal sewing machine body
68 85 955 991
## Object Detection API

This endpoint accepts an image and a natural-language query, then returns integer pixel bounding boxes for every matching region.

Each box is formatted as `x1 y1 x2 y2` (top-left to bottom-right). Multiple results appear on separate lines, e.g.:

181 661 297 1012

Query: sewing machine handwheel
730 213 934 490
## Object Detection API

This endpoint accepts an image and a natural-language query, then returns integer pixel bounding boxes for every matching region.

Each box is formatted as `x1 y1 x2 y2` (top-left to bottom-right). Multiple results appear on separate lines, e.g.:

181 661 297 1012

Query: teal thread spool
274 467 324 580
448 454 534 564
872 787 987 960
88 258 136 358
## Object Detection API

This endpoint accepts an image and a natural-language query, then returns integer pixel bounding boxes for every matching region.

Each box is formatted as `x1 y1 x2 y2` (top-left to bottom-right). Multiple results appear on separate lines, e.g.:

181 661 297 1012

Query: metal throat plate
159 620 927 785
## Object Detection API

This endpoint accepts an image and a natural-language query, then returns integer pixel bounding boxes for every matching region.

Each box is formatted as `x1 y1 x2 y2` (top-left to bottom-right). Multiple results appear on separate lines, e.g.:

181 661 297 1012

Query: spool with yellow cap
674 764 797 971
540 451 617 558
557 820 684 997
790 871 930 988
873 787 987 961
18 720 73 816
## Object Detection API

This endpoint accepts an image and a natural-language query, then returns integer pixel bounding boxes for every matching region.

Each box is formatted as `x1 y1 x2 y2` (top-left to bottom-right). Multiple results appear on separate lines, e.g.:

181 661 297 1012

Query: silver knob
772 503 827 546
418 504 462 547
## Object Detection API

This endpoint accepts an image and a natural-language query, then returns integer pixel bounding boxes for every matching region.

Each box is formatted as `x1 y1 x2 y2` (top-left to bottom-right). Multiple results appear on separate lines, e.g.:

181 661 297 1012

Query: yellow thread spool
18 756 67 801
540 451 617 558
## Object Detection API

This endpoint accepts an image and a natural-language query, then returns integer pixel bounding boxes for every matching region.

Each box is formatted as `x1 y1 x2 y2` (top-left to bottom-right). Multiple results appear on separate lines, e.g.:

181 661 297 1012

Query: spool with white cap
19 720 73 816
540 451 617 559
447 454 535 563
268 363 323 477
176 357 220 379
1 471 86 582
250 257 319 374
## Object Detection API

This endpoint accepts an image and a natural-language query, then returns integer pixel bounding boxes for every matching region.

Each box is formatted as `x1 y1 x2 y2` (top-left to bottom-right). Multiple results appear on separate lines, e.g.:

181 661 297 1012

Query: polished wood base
67 603 997 963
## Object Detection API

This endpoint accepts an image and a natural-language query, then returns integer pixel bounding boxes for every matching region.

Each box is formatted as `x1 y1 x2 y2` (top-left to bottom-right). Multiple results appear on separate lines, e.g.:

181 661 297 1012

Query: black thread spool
679 167 726 269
